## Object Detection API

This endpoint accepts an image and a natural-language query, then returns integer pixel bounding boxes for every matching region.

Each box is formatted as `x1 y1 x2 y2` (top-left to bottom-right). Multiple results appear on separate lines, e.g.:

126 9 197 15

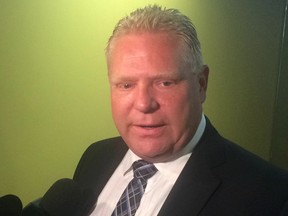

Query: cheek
166 92 199 123
111 95 122 121
110 93 132 121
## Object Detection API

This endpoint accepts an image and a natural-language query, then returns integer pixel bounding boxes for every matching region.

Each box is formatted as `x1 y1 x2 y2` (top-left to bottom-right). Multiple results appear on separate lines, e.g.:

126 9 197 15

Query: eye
117 82 134 90
161 81 174 87
156 80 176 88
123 83 131 89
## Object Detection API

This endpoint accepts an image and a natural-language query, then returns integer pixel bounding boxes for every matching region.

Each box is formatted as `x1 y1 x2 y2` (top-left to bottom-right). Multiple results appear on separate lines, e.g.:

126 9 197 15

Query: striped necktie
111 160 158 216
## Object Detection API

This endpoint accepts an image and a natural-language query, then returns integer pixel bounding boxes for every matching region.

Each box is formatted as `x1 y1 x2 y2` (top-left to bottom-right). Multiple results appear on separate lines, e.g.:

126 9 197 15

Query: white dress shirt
90 115 206 216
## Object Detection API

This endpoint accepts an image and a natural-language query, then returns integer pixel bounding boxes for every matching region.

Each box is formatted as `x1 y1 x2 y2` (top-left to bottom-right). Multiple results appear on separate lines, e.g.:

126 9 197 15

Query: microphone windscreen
0 194 22 216
40 178 96 216
22 198 48 216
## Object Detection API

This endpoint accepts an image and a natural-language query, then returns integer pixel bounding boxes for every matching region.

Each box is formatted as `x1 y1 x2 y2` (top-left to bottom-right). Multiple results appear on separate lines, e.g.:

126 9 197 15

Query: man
73 5 288 216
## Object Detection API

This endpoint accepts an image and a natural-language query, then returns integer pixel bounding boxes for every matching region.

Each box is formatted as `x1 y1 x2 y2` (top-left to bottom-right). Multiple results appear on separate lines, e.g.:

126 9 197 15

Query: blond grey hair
106 5 203 74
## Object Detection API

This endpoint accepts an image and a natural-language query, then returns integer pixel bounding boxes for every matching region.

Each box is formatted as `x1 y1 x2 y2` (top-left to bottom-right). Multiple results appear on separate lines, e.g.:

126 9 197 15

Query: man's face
108 32 208 162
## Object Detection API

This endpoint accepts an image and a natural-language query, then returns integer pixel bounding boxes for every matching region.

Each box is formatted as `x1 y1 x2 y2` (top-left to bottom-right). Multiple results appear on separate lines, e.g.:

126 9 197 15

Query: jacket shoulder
73 137 128 195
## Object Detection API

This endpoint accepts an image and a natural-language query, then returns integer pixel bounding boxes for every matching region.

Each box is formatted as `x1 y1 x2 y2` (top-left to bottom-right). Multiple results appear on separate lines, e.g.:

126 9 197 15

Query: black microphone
22 178 96 216
0 194 22 216
21 198 47 216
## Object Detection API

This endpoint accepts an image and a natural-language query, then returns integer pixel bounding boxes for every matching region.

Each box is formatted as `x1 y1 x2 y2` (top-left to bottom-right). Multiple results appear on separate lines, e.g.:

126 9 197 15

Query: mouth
137 124 165 128
132 124 166 136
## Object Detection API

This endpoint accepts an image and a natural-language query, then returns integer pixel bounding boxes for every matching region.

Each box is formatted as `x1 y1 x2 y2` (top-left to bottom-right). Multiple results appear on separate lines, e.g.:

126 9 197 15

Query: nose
134 85 159 113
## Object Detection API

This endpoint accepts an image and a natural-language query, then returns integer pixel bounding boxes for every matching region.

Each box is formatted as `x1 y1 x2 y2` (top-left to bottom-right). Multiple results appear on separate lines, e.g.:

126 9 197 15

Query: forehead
108 32 184 70
107 34 193 83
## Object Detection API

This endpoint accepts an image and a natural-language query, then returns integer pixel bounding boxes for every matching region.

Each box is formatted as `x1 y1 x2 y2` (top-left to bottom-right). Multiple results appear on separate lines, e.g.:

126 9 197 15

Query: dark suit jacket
73 118 288 216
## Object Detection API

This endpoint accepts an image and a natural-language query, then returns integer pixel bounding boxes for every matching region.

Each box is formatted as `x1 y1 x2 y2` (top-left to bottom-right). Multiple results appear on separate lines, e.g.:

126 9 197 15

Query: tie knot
132 160 158 181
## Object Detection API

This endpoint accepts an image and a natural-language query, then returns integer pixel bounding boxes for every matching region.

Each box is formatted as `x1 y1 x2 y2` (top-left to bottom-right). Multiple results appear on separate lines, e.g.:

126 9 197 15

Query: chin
132 146 172 162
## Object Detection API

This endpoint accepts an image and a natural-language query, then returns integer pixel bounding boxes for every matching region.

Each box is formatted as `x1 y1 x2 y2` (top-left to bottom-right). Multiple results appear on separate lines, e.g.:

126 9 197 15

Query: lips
140 125 162 128
132 123 166 136
135 122 165 128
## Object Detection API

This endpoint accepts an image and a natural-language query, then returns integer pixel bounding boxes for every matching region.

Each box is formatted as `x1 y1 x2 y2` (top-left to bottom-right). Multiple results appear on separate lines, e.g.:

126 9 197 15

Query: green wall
1 0 287 205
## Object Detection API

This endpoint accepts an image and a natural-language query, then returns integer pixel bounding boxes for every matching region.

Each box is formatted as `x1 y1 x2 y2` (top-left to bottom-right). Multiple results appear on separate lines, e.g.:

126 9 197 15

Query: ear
198 65 209 103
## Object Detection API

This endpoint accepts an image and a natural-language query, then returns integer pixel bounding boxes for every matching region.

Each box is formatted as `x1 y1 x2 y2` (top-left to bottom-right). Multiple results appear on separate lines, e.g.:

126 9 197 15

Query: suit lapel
158 118 226 216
